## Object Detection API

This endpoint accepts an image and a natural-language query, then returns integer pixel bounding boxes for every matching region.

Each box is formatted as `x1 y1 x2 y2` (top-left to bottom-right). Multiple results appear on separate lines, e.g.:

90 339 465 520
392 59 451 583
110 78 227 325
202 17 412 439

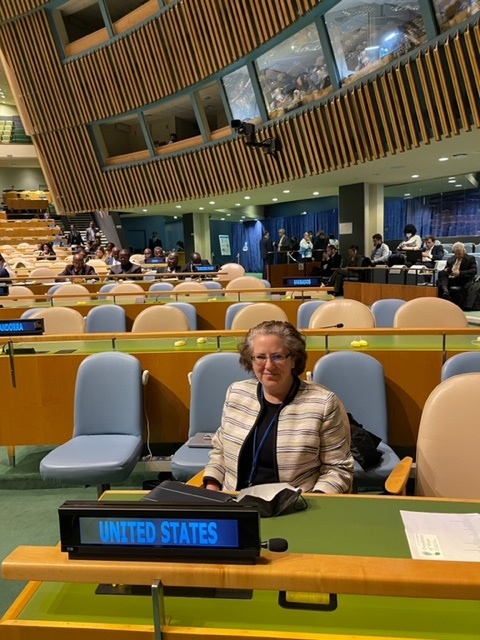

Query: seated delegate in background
105 246 120 266
421 235 444 267
182 251 210 272
388 224 422 266
142 248 154 264
328 245 363 296
299 232 313 262
203 321 354 494
157 251 182 274
109 249 143 279
39 242 56 260
150 246 165 263
437 241 476 301
57 253 98 282
311 244 342 281
367 233 390 265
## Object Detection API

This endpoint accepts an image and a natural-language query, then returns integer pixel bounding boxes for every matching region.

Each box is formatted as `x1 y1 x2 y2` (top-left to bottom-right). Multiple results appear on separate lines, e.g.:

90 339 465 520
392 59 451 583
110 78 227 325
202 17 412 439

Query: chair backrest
370 298 406 328
188 352 254 437
73 351 142 437
131 305 190 332
312 351 388 441
29 267 56 283
29 307 85 334
225 302 252 329
172 281 209 300
148 282 174 299
5 285 36 307
225 276 267 297
85 304 127 333
108 283 145 304
217 263 246 281
393 297 468 328
230 302 289 330
415 373 480 498
98 283 117 299
52 283 91 304
296 300 327 329
166 302 197 329
309 299 376 329
441 352 480 381
202 280 224 296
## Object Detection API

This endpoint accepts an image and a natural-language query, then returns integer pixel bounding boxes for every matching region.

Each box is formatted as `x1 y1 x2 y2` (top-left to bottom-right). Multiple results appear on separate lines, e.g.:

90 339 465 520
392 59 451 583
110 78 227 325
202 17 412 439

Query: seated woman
203 321 353 494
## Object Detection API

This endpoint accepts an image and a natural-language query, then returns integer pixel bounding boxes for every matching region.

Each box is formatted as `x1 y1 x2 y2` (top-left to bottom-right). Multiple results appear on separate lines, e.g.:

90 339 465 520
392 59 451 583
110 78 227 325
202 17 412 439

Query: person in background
109 249 143 279
276 228 291 264
151 246 165 263
66 224 82 246
368 233 390 265
34 241 44 254
299 231 313 262
0 254 14 282
105 246 120 266
94 246 106 261
396 224 422 251
260 230 274 280
168 133 178 144
313 243 342 281
104 242 115 262
312 230 328 261
329 245 363 296
437 241 476 302
203 320 353 493
182 251 210 272
148 231 163 252
422 235 444 267
57 253 97 282
157 251 182 274
142 248 154 264
85 221 99 244
39 242 56 260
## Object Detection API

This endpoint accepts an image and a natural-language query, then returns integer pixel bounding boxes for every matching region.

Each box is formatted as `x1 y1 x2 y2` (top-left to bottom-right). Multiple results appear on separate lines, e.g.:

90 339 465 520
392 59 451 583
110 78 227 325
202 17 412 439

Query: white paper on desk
400 511 480 561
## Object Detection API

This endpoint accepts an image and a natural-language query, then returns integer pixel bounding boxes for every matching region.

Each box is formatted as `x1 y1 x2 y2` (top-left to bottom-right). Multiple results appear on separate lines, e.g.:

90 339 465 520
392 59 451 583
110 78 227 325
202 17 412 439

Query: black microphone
317 323 344 329
261 538 288 552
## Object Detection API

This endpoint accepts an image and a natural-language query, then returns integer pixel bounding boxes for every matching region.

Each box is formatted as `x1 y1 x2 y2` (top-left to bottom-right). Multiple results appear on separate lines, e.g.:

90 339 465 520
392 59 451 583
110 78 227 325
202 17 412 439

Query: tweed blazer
204 378 353 494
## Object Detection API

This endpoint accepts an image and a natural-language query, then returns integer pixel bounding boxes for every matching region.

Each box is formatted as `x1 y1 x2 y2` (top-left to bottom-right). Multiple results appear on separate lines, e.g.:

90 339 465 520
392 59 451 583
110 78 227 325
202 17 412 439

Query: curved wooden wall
0 1 479 214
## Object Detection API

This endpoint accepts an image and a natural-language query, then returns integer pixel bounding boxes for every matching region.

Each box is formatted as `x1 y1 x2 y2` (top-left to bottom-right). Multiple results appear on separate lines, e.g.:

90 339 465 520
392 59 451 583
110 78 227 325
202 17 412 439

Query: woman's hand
205 483 220 491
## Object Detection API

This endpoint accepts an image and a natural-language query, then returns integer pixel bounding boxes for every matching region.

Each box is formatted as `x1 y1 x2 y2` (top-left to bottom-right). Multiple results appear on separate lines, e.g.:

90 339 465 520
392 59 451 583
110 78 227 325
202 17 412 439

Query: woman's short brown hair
238 320 307 375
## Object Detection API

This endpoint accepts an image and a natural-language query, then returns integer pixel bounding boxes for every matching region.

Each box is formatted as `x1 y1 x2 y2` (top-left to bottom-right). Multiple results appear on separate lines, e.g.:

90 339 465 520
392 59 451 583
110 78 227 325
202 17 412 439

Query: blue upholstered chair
310 351 400 490
166 301 197 329
171 352 254 482
370 299 406 327
296 300 327 329
97 283 117 299
225 302 252 329
39 352 144 495
202 280 224 297
441 352 480 381
85 304 127 333
148 282 174 299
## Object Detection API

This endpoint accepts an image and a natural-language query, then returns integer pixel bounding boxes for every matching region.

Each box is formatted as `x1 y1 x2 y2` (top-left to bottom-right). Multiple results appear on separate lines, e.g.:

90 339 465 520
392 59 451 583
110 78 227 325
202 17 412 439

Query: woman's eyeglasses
251 353 291 364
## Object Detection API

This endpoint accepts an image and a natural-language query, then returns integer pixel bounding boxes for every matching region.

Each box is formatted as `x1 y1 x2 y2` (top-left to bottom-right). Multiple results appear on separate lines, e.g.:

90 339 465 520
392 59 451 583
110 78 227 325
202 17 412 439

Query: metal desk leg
8 445 15 467
152 579 165 640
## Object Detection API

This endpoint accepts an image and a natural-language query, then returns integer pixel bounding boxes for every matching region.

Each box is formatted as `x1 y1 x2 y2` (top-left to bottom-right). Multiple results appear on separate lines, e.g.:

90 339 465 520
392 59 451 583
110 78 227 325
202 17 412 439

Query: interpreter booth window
104 0 153 23
51 0 105 53
255 23 331 120
94 113 149 166
144 96 202 153
432 0 480 32
325 0 427 85
195 82 230 139
222 66 262 125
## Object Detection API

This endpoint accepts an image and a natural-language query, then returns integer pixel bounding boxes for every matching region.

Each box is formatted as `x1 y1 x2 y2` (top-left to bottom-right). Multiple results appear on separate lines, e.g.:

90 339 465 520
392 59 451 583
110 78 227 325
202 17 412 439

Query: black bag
348 413 383 470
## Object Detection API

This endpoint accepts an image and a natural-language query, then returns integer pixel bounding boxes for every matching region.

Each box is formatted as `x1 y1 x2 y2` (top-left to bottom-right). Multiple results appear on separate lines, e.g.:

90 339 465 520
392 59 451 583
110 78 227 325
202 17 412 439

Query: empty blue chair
148 282 174 299
166 301 197 329
296 300 327 329
171 352 254 481
97 283 117 300
442 352 480 381
225 302 252 329
202 280 224 297
370 299 406 328
85 304 127 333
311 351 400 490
39 352 144 494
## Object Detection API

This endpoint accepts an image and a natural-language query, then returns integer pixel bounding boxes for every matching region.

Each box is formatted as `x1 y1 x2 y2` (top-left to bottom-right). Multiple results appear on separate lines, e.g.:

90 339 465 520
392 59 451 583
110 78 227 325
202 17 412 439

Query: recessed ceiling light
439 157 449 162
199 206 204 210
455 184 462 188
142 208 147 212
175 205 181 209
411 174 419 178
173 216 178 219
313 191 319 196
235 203 241 207
226 213 231 216
272 198 278 202
221 217 225 221
241 216 246 219
448 179 456 183
209 201 215 205
244 196 251 200
404 193 411 197
283 190 290 194
448 176 455 179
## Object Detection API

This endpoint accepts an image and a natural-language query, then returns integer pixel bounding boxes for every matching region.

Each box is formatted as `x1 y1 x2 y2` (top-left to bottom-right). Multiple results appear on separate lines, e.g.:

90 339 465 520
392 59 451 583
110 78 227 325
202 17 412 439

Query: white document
400 510 480 561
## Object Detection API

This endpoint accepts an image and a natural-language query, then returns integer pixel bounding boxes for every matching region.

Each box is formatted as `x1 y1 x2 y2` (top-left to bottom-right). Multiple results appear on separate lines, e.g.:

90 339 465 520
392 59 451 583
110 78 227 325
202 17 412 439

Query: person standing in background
299 231 313 262
276 228 290 264
148 231 163 252
85 221 99 244
260 230 274 280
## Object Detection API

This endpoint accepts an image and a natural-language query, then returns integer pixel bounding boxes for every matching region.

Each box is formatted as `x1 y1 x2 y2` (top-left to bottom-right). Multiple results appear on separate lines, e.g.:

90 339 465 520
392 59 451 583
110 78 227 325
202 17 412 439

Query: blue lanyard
247 404 283 487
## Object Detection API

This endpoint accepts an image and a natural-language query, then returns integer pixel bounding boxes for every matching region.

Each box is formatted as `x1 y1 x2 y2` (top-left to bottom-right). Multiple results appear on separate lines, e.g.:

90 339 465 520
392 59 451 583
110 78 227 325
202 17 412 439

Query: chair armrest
186 470 205 486
384 456 413 495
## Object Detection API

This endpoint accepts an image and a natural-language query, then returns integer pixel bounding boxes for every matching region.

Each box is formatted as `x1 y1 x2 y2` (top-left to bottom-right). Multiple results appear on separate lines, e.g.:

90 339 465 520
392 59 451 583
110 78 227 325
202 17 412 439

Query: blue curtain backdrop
384 190 480 239
232 210 338 272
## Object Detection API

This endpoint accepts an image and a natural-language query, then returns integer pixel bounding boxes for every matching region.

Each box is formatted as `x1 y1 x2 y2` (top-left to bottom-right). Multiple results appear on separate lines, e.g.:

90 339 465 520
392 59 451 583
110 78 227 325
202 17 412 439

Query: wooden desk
2 494 480 640
344 281 438 305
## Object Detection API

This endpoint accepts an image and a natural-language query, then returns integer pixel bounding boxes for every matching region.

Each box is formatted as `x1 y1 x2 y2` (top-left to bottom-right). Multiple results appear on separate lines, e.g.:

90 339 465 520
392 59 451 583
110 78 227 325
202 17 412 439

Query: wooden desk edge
2 545 479 601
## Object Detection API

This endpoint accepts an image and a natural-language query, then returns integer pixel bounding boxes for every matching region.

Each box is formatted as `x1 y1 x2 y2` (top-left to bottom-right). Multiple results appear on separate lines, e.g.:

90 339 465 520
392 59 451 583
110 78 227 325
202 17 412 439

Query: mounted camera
230 120 281 158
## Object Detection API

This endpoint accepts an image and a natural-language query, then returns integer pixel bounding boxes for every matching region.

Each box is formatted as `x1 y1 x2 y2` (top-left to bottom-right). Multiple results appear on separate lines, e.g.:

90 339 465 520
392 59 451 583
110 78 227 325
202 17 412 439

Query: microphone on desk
261 538 289 552
317 323 344 329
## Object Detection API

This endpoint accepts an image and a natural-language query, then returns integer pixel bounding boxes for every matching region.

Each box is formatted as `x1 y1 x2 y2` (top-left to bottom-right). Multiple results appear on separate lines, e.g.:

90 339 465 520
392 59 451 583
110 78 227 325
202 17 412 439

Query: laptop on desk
404 249 423 265
188 432 214 448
